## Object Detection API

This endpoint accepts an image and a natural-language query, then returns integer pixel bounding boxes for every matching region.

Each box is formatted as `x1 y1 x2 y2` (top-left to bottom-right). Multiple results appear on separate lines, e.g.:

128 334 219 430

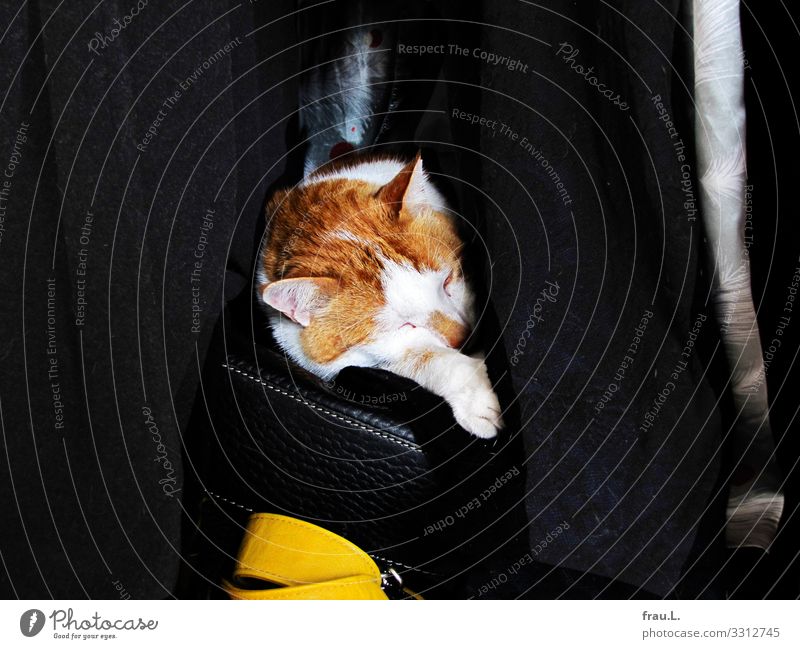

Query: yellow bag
224 514 421 600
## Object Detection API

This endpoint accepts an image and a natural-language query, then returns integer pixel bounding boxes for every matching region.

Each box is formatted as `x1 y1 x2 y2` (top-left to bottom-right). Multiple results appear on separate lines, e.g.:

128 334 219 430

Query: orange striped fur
256 153 503 438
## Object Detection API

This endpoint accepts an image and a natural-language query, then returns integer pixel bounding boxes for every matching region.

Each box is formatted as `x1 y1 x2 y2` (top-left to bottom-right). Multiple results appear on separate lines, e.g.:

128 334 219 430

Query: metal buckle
380 568 405 599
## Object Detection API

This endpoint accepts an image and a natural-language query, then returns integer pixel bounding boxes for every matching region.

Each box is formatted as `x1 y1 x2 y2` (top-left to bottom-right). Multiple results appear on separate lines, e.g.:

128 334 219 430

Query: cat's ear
265 188 289 220
262 277 338 326
376 151 423 217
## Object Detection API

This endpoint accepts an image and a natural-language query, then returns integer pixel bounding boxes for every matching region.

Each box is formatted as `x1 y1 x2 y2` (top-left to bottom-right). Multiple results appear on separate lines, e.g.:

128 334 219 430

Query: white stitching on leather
222 363 423 453
208 491 436 577
369 553 435 576
207 490 254 512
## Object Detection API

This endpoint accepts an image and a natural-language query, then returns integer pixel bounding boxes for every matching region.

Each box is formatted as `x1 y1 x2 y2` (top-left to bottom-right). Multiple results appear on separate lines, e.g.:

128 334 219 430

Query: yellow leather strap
224 513 389 600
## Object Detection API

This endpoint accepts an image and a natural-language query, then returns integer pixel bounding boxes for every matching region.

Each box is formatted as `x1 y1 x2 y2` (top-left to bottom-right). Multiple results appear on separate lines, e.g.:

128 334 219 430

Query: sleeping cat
256 153 503 439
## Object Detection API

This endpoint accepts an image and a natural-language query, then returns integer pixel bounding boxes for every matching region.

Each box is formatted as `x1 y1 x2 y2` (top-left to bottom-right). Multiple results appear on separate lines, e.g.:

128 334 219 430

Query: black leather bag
179 0 526 598
182 302 526 598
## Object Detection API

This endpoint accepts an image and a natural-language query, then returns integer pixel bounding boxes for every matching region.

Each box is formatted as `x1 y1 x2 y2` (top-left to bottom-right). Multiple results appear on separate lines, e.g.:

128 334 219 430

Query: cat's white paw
447 358 504 438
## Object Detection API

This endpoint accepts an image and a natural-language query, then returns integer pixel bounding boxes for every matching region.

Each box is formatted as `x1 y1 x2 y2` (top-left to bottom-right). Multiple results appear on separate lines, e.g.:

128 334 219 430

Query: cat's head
259 154 477 366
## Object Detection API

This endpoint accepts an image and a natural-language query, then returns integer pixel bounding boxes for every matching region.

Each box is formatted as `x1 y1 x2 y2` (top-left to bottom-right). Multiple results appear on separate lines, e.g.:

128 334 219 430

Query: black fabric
0 0 299 598
738 0 800 598
472 0 721 596
1 1 798 599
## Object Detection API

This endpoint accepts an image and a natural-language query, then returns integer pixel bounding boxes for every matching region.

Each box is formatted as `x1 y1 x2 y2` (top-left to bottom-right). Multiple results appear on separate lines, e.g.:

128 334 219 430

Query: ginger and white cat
256 153 503 438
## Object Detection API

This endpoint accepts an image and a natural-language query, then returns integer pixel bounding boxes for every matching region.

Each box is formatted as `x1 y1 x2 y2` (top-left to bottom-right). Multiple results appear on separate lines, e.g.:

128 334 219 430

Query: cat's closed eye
258 153 502 437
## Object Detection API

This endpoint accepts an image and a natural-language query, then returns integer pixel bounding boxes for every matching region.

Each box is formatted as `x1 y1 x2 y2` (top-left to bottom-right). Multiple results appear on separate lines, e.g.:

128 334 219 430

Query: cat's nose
428 311 470 349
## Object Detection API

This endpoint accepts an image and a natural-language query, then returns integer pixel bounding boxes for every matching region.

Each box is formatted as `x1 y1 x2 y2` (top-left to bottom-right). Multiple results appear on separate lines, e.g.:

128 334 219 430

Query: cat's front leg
386 349 504 439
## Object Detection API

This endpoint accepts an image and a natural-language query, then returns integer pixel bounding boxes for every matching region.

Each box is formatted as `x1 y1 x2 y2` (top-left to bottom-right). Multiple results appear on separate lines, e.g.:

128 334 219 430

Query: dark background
0 1 797 598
